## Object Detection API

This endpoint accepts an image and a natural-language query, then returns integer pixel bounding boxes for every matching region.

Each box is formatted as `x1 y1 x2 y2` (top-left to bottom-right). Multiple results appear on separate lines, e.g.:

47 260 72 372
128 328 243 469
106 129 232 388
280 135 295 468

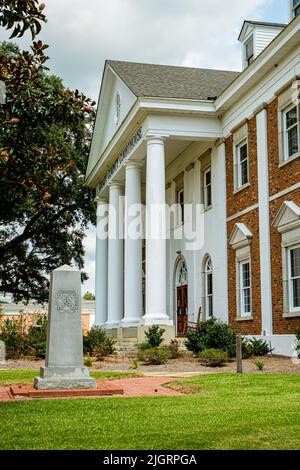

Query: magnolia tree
0 1 96 302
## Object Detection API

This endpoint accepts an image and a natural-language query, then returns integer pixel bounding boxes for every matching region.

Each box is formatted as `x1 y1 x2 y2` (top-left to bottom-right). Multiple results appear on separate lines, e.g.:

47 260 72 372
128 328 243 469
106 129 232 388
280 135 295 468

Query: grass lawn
0 370 140 386
0 373 299 450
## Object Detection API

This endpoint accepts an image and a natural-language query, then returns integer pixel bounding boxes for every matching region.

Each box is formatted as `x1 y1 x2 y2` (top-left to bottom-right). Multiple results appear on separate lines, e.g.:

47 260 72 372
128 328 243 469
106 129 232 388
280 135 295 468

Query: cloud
1 0 275 100
1 0 284 293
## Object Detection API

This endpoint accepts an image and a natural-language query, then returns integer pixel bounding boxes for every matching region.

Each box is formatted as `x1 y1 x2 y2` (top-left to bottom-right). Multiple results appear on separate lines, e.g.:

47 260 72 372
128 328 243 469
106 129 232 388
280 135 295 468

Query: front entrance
177 284 188 337
175 257 188 337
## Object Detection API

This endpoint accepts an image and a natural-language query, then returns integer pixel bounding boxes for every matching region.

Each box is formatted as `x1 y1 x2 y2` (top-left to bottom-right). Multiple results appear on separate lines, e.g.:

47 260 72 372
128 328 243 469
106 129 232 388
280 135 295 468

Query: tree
0 1 46 39
83 292 95 301
0 3 96 303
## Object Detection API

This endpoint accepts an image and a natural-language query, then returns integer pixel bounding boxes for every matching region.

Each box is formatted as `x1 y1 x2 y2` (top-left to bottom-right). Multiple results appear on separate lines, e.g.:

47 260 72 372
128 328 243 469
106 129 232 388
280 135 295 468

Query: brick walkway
0 377 182 403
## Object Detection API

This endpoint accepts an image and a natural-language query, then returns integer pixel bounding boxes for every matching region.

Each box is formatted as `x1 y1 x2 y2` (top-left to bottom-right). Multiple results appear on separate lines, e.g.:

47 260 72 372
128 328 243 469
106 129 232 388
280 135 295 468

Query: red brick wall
268 98 300 197
226 116 261 334
226 98 300 336
268 96 300 333
269 192 300 334
227 209 262 335
226 117 258 219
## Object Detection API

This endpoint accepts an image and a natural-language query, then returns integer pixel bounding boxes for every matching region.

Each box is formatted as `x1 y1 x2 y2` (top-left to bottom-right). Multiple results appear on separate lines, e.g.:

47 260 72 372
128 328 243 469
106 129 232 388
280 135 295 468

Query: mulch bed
1 353 300 374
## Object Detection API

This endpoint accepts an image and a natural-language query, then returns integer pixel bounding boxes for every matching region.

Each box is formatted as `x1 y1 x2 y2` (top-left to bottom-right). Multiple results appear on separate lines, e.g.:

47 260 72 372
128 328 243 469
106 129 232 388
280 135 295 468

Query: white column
122 163 143 327
95 197 108 327
143 136 172 325
256 106 273 336
106 183 124 328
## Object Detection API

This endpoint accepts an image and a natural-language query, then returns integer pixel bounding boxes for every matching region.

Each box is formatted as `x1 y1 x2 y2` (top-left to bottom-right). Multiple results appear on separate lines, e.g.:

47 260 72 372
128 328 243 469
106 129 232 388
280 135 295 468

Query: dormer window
292 0 300 17
245 37 254 66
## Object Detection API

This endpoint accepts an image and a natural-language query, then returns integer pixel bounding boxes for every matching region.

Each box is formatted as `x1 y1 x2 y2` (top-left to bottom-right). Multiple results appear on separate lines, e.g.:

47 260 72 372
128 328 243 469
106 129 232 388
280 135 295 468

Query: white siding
255 26 283 57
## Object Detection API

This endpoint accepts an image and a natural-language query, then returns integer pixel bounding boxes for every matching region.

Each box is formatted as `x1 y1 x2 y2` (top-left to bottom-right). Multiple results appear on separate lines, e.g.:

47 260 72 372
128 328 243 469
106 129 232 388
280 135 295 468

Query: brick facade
227 209 261 335
226 95 300 337
226 117 258 219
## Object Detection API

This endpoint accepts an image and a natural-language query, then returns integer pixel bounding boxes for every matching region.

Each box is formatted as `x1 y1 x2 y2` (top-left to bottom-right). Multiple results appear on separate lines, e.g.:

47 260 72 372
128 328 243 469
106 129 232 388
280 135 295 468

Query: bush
0 318 29 359
27 316 48 359
137 342 150 351
84 355 94 367
163 339 181 359
137 347 169 365
295 328 300 359
185 319 236 357
253 358 265 371
198 348 228 367
83 326 115 359
144 325 165 348
243 338 273 357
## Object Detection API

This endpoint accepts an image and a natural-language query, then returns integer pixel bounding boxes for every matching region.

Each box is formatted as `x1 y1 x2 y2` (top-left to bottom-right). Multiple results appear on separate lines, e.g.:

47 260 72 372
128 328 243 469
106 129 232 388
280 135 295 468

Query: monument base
34 366 96 390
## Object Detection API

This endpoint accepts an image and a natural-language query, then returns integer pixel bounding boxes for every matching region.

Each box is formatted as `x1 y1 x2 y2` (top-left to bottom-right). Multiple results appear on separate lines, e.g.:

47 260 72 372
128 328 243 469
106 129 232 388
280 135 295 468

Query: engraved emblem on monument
55 290 78 313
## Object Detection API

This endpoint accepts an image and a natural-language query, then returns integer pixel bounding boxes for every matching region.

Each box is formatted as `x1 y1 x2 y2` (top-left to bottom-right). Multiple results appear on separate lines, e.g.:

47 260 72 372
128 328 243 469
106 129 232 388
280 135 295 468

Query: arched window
204 257 213 318
176 259 188 287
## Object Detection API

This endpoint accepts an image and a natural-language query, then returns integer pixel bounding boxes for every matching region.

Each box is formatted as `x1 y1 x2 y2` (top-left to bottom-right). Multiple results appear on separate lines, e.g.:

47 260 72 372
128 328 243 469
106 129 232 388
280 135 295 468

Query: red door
177 285 188 337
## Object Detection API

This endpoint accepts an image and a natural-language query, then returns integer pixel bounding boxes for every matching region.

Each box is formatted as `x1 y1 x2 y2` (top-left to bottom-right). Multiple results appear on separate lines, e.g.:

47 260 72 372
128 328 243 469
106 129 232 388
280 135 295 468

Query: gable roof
238 20 287 42
107 60 240 101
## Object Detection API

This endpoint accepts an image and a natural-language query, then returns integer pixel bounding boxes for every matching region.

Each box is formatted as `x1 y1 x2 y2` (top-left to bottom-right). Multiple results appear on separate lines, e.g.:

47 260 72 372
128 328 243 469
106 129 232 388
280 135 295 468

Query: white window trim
292 0 300 17
287 244 300 313
282 103 300 162
204 258 213 319
203 167 212 210
234 138 249 191
245 36 254 67
239 259 252 318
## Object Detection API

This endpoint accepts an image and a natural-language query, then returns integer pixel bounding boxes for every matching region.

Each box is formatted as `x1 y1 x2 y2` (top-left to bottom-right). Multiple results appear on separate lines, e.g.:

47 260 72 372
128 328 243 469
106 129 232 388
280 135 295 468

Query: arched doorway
175 257 188 337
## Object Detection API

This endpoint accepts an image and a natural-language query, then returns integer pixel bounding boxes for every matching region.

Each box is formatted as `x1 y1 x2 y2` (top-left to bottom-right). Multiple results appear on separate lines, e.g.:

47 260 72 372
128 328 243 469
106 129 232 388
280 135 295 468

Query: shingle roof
107 60 240 101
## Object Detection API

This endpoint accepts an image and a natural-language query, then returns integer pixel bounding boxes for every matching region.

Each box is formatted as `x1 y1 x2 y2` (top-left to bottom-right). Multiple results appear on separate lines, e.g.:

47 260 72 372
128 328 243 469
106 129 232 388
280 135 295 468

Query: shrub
84 355 94 367
137 347 169 365
137 342 150 351
244 338 273 357
295 328 300 359
27 316 48 359
241 337 253 359
253 358 265 371
0 318 29 359
185 319 236 357
93 343 114 362
130 359 140 370
198 348 228 367
83 326 115 359
144 325 165 348
163 339 181 359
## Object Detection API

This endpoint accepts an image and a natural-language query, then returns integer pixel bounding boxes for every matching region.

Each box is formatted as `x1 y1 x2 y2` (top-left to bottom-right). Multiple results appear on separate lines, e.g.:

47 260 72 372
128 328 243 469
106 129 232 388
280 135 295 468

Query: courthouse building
86 1 300 356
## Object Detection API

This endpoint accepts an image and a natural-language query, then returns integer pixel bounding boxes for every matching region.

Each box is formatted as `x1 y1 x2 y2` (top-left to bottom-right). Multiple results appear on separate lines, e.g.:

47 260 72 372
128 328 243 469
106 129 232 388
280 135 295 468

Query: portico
86 60 236 347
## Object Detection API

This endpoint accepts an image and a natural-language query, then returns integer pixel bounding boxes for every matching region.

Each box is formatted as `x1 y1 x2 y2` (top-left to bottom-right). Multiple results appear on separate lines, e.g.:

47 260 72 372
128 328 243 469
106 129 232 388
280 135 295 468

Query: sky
0 0 290 295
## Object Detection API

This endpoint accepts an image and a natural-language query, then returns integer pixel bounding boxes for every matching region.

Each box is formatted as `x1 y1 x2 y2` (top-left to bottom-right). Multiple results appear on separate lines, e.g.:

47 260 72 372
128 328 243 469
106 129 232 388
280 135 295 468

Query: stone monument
34 265 96 390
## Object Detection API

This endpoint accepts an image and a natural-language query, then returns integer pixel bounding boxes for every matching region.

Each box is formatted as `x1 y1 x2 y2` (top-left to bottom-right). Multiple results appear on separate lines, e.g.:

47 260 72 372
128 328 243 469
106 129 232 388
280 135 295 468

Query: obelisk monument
34 265 96 390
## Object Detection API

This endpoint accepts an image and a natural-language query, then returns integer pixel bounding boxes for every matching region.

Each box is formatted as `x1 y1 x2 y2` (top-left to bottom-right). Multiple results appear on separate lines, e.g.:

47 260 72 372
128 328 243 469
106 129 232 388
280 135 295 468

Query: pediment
229 223 253 250
273 201 300 233
86 63 136 181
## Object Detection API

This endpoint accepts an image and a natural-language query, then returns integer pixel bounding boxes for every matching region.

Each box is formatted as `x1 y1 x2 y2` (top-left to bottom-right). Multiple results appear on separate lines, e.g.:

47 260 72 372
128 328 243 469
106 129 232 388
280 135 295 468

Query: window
288 246 300 311
176 188 184 225
204 257 213 318
239 260 252 317
292 0 300 17
235 140 249 189
283 105 299 160
245 37 254 66
204 168 212 209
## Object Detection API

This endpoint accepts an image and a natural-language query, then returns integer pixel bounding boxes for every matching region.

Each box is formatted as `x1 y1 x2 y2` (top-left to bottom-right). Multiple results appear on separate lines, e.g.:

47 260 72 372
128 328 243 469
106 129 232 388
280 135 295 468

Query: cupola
238 20 286 69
